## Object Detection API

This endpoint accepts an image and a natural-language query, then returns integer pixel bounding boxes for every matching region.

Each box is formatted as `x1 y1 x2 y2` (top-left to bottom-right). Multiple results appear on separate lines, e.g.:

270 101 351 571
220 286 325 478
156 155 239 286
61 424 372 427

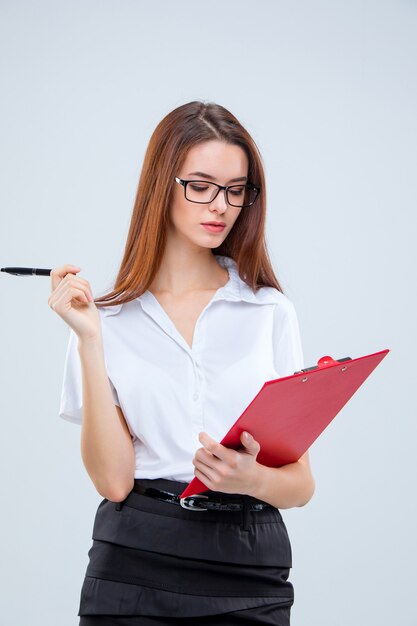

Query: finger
65 275 95 300
241 431 261 452
49 287 89 313
196 447 216 461
50 279 90 305
64 284 94 305
198 433 230 462
49 285 91 312
193 466 215 489
50 264 82 291
195 449 222 472
50 273 94 304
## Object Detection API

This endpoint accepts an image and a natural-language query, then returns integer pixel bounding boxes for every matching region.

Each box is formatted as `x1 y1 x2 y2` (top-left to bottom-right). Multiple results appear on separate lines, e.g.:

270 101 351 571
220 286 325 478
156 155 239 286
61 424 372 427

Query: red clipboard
180 348 390 500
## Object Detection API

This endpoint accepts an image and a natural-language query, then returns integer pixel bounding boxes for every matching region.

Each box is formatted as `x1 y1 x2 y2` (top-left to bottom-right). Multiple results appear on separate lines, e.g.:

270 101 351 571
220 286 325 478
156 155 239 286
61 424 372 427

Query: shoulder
252 285 297 314
236 280 299 328
255 287 301 336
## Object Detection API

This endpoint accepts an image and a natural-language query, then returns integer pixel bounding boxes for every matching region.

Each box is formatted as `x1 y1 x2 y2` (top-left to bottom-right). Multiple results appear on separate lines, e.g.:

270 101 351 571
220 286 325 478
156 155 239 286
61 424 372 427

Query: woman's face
168 140 249 249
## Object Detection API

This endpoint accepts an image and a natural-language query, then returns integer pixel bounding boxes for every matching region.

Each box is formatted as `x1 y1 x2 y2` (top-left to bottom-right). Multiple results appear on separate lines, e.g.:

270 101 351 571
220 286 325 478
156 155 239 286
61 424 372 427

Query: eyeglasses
174 176 260 208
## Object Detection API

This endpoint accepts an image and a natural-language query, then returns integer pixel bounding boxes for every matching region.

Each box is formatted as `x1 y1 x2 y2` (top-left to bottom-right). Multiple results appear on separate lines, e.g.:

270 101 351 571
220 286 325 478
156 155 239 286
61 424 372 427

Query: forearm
248 458 315 509
78 337 135 501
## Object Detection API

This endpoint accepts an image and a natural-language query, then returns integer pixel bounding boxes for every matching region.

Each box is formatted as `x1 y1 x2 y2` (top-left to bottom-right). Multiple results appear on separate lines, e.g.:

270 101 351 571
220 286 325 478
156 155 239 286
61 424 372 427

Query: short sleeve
273 298 305 376
58 328 120 425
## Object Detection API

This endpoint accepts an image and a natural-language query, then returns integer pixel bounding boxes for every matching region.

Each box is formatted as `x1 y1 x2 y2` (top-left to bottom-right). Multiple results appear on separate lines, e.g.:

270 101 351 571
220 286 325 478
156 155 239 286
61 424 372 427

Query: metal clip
179 494 209 510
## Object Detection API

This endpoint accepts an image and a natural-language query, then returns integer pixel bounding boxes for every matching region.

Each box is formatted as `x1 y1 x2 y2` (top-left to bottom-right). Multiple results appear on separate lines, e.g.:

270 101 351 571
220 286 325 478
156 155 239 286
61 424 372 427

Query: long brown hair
94 100 284 308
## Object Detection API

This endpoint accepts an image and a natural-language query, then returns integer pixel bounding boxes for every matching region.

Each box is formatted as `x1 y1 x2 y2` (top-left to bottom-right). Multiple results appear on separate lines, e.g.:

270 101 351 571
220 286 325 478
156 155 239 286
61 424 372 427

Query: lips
201 222 226 226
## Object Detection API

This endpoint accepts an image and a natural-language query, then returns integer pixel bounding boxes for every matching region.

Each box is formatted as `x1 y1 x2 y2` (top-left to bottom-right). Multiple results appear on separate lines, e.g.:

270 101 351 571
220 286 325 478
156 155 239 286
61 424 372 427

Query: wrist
77 333 104 354
247 461 268 500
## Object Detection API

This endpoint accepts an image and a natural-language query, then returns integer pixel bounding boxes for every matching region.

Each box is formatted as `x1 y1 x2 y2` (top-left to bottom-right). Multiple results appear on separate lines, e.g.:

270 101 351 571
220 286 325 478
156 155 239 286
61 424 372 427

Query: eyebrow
187 171 248 183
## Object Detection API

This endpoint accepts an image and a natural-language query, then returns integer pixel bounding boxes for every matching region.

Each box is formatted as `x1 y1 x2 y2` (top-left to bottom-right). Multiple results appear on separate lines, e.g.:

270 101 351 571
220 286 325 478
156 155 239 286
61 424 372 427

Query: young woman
50 100 315 626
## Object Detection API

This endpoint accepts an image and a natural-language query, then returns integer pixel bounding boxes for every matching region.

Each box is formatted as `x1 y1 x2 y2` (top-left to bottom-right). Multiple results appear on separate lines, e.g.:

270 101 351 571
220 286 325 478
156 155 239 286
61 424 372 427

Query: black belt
132 484 273 512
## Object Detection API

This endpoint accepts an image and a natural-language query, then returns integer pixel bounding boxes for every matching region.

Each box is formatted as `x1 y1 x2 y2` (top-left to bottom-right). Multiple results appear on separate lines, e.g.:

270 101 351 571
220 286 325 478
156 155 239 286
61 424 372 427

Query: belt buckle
179 494 209 511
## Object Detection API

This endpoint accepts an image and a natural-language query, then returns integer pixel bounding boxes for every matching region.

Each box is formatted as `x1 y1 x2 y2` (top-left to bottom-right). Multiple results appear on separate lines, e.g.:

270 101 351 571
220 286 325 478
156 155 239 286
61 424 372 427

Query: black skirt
78 478 295 626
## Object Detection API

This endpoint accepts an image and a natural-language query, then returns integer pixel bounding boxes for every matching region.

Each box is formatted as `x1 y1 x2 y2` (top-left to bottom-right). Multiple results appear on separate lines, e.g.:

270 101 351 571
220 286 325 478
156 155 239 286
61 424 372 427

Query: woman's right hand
48 264 102 342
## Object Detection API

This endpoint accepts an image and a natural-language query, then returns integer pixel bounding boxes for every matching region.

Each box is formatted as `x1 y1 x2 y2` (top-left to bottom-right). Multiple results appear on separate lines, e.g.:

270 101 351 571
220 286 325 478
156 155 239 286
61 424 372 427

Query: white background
0 1 416 624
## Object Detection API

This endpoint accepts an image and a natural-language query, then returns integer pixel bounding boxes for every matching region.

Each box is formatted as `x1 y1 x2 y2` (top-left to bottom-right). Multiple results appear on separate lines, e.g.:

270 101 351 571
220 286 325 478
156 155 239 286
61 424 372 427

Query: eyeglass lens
185 182 258 207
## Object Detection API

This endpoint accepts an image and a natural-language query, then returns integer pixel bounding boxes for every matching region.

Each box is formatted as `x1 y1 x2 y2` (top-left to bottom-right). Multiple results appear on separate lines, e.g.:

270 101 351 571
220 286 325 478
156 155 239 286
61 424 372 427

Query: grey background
0 1 415 624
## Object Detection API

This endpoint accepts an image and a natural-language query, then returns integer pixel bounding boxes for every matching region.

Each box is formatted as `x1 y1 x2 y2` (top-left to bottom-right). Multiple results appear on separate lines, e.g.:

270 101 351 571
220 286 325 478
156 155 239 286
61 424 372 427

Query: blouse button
193 391 199 400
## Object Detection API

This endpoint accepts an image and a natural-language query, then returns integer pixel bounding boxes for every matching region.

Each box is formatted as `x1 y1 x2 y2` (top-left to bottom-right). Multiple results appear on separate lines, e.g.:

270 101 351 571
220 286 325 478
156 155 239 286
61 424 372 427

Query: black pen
1 267 53 276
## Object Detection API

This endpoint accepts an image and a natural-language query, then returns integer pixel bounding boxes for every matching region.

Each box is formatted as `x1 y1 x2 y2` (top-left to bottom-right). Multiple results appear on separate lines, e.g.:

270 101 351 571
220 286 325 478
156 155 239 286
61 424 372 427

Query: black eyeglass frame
174 176 260 208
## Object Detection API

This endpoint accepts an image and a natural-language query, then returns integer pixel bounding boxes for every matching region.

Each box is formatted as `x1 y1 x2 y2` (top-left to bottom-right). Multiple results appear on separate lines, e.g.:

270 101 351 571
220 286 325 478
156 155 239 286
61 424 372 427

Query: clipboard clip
294 355 352 375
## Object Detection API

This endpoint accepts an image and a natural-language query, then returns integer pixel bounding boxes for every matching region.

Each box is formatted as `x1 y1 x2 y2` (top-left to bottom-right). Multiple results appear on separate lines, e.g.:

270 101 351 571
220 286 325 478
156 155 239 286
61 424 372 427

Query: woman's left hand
192 431 261 495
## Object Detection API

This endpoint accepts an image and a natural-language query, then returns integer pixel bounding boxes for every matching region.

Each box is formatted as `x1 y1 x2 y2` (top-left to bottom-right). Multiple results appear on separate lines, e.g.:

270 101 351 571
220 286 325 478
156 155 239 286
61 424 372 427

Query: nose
209 188 228 213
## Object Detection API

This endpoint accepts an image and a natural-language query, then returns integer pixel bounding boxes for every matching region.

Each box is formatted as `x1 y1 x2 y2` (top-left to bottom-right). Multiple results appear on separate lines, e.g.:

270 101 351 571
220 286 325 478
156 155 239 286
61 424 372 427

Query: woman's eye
190 185 209 192
230 188 244 195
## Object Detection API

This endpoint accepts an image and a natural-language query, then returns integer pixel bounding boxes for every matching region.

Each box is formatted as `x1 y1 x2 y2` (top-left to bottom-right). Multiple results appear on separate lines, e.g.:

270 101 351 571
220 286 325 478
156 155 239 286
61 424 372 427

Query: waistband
113 478 280 531
132 480 273 512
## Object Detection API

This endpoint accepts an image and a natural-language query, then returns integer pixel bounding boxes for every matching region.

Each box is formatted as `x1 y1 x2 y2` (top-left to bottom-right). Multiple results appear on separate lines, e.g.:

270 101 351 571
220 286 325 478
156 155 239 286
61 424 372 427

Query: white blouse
59 254 305 483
